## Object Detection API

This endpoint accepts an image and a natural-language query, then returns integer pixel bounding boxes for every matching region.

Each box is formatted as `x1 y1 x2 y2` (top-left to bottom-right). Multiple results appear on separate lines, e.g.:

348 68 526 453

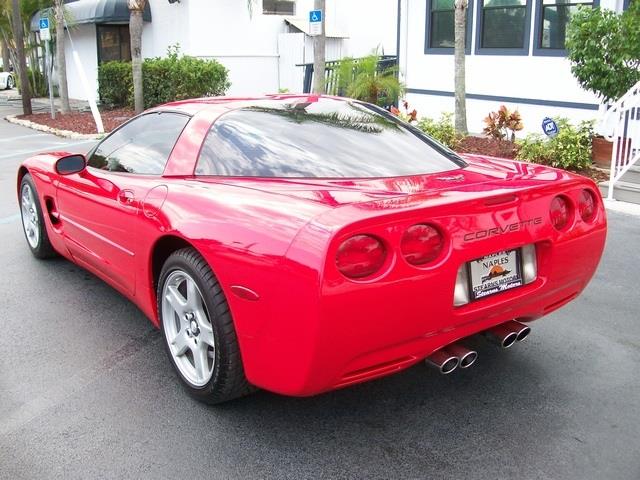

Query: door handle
117 189 135 205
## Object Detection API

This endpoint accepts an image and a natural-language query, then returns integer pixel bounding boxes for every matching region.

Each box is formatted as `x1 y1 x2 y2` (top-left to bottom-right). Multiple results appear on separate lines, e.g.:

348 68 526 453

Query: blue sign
542 117 558 137
39 18 49 30
309 10 322 22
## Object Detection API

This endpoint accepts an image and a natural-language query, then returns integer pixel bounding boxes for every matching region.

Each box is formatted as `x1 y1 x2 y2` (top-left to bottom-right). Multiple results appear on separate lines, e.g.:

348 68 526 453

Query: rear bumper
236 181 607 396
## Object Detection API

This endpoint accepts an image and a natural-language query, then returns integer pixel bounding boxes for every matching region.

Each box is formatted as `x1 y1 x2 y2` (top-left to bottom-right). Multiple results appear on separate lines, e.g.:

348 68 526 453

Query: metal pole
45 40 55 119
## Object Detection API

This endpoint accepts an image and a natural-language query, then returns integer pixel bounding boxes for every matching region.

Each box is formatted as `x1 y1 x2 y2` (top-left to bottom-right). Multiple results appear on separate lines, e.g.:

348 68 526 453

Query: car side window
88 112 190 174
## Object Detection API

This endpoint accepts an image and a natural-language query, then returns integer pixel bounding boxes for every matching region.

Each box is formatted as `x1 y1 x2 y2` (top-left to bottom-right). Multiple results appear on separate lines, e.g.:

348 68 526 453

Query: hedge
98 51 230 109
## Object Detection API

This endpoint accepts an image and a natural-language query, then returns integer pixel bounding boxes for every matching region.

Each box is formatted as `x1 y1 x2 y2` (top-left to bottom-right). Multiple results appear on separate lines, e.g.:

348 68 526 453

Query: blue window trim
424 0 474 55
532 0 600 57
405 87 600 110
475 0 532 56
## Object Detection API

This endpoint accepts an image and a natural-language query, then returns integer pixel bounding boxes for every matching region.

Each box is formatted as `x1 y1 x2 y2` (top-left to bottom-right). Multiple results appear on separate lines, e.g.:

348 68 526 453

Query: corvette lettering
464 217 543 241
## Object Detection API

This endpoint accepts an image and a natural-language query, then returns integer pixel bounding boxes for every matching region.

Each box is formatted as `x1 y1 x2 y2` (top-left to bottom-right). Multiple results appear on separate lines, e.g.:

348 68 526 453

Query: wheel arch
17 165 29 197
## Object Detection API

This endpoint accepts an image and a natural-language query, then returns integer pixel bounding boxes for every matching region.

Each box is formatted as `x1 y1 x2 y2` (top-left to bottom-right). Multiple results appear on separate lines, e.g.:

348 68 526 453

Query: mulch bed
457 135 607 183
457 136 520 159
17 108 135 134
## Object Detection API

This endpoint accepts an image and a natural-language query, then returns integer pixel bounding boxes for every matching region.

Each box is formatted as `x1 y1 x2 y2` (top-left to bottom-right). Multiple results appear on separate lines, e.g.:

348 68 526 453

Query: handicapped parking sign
542 117 559 138
309 10 322 22
39 18 49 30
309 9 322 36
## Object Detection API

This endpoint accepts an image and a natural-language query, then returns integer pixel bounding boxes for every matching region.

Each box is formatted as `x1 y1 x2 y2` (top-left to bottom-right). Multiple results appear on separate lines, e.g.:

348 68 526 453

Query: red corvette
18 95 606 403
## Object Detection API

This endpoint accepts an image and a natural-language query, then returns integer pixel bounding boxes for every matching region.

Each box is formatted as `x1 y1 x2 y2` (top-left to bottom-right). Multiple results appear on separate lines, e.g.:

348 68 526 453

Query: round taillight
550 196 571 230
578 189 597 222
336 234 387 279
401 224 444 265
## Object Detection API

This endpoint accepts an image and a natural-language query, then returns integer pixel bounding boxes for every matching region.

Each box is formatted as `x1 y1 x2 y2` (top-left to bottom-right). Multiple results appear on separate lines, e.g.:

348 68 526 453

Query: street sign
542 117 559 138
309 9 322 36
39 17 51 41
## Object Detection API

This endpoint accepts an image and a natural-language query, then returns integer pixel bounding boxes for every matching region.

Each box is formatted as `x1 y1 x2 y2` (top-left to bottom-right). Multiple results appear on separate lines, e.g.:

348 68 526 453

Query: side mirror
55 154 87 175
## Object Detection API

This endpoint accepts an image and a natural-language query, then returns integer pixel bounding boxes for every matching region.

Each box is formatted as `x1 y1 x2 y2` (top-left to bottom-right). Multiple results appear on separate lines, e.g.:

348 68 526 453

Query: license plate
468 249 523 301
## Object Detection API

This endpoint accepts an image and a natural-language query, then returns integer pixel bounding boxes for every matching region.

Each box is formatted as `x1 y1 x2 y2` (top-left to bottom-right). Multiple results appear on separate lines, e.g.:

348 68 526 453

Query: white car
1 72 15 90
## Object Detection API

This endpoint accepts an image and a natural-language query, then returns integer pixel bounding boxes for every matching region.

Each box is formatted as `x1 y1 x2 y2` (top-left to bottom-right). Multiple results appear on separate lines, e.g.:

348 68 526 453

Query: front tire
20 174 56 259
7 75 14 89
158 247 253 404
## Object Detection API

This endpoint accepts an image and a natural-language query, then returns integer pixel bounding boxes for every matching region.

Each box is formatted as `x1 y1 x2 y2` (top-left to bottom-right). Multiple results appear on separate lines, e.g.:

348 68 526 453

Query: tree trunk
1 38 10 72
454 0 467 135
129 3 145 114
312 0 326 94
10 0 31 114
55 0 70 113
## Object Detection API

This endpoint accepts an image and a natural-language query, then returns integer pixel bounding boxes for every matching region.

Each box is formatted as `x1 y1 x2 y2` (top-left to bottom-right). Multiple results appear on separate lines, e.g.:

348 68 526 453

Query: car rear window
195 98 465 178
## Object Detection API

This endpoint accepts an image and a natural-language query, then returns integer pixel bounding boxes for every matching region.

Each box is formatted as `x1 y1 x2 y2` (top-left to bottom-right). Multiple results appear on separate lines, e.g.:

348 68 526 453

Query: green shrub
516 118 594 170
15 68 47 98
97 47 230 108
98 61 132 108
416 113 461 149
566 2 640 103
334 54 403 107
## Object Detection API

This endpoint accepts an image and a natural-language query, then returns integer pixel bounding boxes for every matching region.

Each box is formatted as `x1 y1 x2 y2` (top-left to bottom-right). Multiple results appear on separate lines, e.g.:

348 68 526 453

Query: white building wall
64 24 98 102
64 0 397 101
400 0 621 135
143 0 190 58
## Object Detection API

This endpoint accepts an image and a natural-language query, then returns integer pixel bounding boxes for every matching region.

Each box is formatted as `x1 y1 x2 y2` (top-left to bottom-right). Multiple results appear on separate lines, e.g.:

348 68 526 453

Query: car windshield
195 98 465 178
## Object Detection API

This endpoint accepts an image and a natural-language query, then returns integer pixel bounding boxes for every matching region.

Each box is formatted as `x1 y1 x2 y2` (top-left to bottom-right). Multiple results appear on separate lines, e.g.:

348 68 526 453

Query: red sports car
18 95 606 403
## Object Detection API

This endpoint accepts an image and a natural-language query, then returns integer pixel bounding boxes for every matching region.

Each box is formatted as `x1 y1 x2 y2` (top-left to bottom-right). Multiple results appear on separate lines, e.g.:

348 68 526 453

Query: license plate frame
468 249 523 301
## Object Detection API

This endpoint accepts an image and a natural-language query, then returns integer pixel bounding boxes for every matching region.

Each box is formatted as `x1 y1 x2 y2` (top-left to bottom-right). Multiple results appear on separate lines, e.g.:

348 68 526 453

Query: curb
4 114 104 140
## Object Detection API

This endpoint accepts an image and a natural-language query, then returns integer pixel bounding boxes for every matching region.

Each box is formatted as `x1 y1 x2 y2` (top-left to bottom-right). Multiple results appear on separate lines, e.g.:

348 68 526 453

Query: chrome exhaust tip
425 350 459 374
509 320 531 342
445 344 478 368
484 324 519 349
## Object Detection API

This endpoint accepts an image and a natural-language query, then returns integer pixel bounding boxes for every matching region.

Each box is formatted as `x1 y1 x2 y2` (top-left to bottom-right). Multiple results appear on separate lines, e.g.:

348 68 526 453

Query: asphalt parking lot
0 103 639 480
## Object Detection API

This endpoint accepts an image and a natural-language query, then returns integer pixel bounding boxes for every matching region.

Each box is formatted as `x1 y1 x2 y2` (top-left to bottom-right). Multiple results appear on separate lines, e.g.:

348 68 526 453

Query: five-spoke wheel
158 248 253 403
162 270 216 387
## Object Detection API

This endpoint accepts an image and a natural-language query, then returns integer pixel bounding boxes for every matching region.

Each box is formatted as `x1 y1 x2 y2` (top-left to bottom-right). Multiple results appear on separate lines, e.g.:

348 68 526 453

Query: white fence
605 81 640 199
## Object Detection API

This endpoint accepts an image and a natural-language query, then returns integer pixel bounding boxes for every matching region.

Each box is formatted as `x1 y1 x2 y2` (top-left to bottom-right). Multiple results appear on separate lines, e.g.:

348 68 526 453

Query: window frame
424 0 475 55
532 0 600 57
96 24 131 65
87 111 192 176
474 0 532 56
262 0 296 15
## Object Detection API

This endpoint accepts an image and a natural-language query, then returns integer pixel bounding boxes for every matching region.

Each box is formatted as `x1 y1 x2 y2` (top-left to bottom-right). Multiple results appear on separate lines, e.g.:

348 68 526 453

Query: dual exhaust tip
425 320 531 375
483 320 531 349
425 344 478 375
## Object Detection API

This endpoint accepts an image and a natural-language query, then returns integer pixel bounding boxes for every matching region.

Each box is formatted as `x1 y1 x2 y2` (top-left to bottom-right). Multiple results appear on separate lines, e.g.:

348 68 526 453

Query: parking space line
0 213 20 224
0 140 96 160
0 133 50 143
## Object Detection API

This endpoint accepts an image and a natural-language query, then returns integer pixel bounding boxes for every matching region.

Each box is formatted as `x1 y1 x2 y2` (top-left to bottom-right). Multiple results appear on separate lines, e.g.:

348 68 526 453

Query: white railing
604 80 640 200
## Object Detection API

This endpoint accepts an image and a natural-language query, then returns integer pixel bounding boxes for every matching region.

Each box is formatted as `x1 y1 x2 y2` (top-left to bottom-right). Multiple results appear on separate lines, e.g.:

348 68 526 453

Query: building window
97 25 131 64
263 0 295 15
476 0 531 54
533 0 598 55
425 0 474 54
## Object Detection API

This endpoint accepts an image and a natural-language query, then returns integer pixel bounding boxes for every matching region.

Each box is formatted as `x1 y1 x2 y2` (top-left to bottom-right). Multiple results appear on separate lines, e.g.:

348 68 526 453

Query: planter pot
592 136 613 169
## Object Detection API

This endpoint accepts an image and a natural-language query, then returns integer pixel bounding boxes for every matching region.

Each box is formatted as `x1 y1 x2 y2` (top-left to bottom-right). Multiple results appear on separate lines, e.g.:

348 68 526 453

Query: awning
284 17 349 39
31 0 152 32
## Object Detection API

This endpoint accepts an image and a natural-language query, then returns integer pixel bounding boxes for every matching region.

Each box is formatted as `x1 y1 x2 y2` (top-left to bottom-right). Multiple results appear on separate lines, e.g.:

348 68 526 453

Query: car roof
155 94 341 116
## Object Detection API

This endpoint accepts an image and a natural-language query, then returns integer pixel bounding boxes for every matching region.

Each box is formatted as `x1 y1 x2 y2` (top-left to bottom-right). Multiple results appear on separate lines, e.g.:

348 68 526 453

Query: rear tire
7 75 14 89
20 174 56 259
158 247 254 404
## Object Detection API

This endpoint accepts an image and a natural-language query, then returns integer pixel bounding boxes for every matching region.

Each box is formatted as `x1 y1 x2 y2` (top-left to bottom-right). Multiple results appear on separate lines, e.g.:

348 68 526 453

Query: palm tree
336 54 404 107
312 0 325 94
54 0 70 113
10 0 31 114
454 0 468 135
127 0 145 114
1 37 9 71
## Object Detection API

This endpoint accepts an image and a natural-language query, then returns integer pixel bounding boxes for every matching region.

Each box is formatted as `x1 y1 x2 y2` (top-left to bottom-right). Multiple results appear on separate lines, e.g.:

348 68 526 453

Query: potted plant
566 2 640 168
